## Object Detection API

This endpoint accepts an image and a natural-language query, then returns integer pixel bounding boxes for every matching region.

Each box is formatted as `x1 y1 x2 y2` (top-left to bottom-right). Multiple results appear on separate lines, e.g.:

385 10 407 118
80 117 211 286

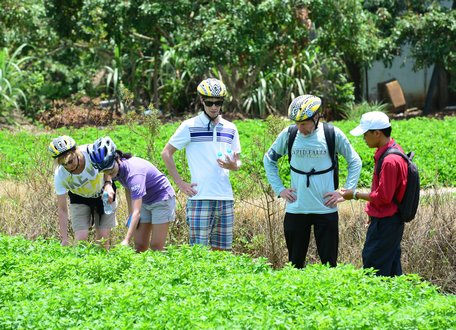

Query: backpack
375 148 420 222
287 122 339 189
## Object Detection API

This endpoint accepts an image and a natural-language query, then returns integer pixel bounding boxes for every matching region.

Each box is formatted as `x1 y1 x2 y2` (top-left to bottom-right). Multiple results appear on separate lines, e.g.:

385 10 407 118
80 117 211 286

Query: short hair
379 126 392 137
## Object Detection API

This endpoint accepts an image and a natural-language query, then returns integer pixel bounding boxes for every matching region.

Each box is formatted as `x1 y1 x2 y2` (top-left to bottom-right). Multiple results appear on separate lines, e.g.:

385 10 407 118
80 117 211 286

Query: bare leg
134 223 152 252
150 223 170 251
74 229 89 243
95 228 111 249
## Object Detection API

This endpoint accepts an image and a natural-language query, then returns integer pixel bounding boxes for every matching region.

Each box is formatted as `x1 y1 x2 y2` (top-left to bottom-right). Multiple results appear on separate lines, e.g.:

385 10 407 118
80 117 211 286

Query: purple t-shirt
117 157 175 204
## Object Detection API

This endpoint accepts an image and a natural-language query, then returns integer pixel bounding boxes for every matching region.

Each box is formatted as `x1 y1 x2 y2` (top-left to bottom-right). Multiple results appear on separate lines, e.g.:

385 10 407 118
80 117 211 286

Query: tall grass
0 161 455 293
340 100 389 121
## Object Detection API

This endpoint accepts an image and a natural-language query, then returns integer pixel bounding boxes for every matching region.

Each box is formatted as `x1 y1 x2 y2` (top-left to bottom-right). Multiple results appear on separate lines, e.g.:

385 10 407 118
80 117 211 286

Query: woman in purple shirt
88 137 176 252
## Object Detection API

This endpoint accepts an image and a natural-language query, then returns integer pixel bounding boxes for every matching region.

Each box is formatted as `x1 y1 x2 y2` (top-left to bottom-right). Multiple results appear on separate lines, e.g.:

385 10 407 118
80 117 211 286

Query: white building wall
364 44 433 108
363 1 452 108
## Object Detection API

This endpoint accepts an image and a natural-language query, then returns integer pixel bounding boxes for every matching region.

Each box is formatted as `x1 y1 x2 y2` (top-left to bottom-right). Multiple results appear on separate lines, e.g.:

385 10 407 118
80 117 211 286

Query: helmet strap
109 160 119 180
312 113 320 130
203 109 221 130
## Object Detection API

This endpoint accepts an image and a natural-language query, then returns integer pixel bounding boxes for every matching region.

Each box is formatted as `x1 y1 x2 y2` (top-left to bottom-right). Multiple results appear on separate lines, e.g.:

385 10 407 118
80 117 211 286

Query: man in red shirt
341 111 408 276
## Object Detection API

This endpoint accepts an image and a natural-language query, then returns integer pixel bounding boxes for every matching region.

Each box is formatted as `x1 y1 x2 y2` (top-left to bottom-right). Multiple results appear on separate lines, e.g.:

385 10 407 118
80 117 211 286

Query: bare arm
122 198 142 246
125 189 132 215
340 189 371 202
57 194 70 246
103 173 115 203
161 143 197 197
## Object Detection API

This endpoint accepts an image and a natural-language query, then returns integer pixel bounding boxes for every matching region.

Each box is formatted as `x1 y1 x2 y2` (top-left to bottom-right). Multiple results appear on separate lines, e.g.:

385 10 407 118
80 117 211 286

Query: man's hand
177 181 198 197
120 239 129 246
339 188 354 201
323 191 345 208
217 152 239 171
279 188 297 203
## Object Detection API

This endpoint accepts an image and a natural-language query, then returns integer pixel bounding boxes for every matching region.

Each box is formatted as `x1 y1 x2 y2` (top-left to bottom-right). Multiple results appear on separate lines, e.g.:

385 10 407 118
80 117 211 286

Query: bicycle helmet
48 136 76 158
197 78 227 98
88 136 117 170
288 95 322 122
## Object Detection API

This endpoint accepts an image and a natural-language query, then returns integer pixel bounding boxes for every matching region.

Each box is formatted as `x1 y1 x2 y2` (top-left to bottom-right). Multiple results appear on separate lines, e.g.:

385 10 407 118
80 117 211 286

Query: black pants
362 214 404 277
284 212 339 269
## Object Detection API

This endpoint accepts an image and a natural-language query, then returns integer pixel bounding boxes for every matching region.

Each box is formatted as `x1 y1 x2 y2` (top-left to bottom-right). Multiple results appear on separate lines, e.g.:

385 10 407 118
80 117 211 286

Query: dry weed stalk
0 168 454 292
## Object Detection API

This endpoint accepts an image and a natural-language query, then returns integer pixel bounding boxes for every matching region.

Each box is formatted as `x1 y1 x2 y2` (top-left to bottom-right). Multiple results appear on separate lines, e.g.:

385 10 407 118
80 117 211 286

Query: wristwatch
353 190 358 200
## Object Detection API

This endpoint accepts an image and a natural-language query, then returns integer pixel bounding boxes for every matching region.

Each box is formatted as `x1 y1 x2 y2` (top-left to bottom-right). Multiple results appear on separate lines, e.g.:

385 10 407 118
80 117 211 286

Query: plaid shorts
186 199 234 250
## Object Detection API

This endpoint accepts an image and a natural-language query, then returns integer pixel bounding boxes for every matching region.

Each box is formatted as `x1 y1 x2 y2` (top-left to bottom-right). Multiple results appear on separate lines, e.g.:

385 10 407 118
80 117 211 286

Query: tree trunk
345 59 363 102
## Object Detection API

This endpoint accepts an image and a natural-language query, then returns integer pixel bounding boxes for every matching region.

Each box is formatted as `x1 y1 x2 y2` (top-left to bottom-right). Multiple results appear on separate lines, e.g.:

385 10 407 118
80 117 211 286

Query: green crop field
0 116 455 190
0 235 455 329
1 116 455 329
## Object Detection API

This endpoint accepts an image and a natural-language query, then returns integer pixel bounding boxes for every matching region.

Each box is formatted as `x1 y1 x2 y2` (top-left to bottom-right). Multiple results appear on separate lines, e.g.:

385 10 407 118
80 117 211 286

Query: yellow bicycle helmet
197 78 227 98
48 135 76 158
288 95 322 121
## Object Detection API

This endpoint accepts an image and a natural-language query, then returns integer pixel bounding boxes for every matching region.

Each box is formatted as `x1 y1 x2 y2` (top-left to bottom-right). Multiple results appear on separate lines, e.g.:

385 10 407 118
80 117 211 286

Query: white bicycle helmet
48 136 76 158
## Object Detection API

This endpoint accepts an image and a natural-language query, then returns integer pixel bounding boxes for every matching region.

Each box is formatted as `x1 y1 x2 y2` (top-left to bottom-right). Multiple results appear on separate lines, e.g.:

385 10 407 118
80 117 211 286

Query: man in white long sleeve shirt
263 95 362 268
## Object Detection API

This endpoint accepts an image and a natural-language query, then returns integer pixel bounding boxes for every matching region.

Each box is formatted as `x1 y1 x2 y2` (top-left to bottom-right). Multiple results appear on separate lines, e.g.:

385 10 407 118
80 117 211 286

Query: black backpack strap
287 124 298 163
290 164 334 187
323 122 338 189
376 147 409 176
375 147 411 208
287 122 338 188
323 123 335 162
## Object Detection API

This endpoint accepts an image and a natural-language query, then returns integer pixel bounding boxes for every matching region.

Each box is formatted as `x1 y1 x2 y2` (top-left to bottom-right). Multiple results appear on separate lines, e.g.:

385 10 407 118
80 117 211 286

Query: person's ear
373 130 382 138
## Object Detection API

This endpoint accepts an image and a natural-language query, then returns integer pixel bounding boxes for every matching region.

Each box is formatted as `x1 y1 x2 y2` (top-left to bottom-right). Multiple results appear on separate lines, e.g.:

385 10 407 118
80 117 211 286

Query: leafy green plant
0 235 455 329
123 106 164 163
394 6 456 90
0 116 455 188
104 45 127 113
0 44 31 118
341 100 389 121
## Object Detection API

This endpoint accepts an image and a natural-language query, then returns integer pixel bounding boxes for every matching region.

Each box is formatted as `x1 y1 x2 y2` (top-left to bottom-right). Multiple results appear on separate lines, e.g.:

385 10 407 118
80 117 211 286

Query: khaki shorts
69 201 117 232
139 196 176 225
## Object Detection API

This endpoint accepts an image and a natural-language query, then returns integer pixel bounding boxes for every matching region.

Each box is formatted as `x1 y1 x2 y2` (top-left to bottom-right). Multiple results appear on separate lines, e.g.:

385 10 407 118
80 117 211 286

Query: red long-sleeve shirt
366 139 408 218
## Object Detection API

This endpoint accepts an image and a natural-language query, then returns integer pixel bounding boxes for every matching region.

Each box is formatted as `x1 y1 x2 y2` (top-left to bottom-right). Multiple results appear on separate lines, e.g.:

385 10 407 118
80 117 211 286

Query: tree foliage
0 0 453 119
394 5 456 89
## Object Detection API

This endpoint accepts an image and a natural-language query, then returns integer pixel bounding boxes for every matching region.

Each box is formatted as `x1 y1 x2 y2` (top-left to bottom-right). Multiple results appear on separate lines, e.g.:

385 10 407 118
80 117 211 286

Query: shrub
0 44 31 118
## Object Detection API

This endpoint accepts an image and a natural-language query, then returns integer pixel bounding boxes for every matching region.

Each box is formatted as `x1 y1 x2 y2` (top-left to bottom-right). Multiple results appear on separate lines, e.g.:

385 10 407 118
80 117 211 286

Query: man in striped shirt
161 78 241 251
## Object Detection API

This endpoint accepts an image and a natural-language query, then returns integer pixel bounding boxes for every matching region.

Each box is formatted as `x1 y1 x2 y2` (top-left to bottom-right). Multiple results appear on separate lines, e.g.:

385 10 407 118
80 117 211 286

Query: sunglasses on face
203 100 224 107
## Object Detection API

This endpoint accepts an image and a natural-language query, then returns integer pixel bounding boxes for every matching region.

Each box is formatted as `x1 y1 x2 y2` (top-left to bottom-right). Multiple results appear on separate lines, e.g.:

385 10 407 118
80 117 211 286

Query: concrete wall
363 44 433 109
363 1 453 109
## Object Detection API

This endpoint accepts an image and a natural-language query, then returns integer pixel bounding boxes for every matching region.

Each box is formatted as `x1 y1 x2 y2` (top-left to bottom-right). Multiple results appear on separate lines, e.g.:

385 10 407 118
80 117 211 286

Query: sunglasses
203 100 224 107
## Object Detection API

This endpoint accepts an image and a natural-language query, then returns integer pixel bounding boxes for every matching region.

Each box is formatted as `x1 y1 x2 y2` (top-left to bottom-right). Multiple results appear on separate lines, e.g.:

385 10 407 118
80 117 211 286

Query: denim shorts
139 196 176 225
